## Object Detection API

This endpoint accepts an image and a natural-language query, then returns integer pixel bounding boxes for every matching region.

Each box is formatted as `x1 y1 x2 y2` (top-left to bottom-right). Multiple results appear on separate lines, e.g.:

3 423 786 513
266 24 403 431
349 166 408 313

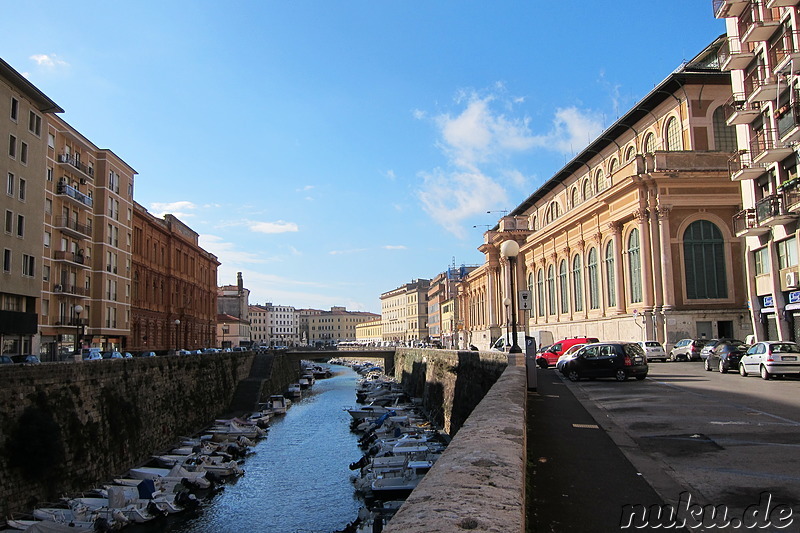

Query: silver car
638 341 667 362
739 341 800 380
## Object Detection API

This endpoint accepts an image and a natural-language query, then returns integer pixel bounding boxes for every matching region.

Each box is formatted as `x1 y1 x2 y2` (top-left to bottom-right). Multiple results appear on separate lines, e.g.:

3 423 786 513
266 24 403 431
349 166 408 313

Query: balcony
771 31 800 74
57 153 94 181
756 193 797 226
777 101 800 142
750 128 794 163
713 0 749 18
766 0 798 7
724 93 762 125
780 178 800 211
53 215 92 239
56 181 93 208
733 208 770 236
739 2 781 43
54 316 87 327
728 151 769 180
744 66 779 102
52 250 90 268
719 35 756 70
52 283 89 297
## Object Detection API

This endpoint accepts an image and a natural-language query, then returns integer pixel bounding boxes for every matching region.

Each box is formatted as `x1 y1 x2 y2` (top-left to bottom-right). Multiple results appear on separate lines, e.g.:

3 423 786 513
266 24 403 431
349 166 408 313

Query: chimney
237 272 243 294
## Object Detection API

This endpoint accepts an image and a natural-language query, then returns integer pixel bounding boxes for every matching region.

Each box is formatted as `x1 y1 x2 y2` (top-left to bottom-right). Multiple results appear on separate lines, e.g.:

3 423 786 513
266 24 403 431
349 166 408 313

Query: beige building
304 306 379 346
380 279 431 345
428 266 475 348
355 317 383 345
249 303 299 347
716 0 800 341
459 38 751 352
1 58 62 358
217 272 251 346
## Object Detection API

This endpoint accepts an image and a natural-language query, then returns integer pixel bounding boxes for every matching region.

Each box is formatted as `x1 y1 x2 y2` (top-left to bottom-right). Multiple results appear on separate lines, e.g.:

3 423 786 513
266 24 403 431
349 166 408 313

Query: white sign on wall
519 290 531 310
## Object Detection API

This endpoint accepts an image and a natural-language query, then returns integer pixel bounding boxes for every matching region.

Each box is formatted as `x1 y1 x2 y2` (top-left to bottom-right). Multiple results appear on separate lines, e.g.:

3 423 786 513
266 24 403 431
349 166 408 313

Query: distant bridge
282 348 395 375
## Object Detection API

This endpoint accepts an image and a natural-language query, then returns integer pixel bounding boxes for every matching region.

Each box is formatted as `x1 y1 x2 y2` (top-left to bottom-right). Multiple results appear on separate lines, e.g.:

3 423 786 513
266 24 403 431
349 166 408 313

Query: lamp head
175 319 181 325
74 305 83 315
500 240 520 258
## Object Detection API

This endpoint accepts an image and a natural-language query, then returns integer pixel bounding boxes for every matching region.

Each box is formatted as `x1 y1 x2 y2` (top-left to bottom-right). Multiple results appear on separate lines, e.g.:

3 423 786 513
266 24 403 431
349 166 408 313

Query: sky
0 1 725 314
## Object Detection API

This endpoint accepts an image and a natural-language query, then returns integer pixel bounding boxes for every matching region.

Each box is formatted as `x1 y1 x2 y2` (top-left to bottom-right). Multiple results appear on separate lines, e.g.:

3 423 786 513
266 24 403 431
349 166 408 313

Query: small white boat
286 384 302 398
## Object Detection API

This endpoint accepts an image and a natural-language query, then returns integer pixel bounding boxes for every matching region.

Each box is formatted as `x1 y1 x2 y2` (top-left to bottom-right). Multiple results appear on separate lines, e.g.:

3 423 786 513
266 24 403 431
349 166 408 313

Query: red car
537 337 599 368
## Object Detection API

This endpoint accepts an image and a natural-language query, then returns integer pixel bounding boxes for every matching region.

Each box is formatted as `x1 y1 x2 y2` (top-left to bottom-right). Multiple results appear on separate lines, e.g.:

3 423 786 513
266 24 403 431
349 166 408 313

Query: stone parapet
385 362 527 532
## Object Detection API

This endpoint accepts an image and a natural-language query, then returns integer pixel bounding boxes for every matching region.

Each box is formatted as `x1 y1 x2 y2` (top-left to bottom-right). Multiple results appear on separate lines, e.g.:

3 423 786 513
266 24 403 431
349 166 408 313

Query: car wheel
635 374 646 381
719 359 727 373
567 369 580 382
760 365 771 381
704 358 712 371
537 359 548 369
739 363 748 377
615 369 627 382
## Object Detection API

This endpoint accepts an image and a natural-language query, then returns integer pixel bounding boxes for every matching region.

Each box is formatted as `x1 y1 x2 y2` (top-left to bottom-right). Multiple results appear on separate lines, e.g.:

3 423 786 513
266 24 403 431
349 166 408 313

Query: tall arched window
572 255 584 312
605 241 616 308
582 179 592 200
547 265 556 315
537 269 545 317
571 187 579 207
625 146 636 161
684 220 728 299
665 117 682 151
588 248 600 309
609 158 618 175
595 169 605 193
528 272 534 295
644 133 656 153
559 260 569 313
628 229 643 303
713 106 737 152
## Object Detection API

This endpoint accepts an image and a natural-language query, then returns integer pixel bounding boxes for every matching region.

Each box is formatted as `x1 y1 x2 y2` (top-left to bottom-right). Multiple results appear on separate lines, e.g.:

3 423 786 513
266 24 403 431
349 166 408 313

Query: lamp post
500 240 522 354
174 319 181 353
503 297 512 346
74 305 84 354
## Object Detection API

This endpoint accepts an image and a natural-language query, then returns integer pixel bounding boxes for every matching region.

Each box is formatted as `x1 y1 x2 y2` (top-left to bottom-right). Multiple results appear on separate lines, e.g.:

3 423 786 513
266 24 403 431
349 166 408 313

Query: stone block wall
0 353 253 514
393 348 508 435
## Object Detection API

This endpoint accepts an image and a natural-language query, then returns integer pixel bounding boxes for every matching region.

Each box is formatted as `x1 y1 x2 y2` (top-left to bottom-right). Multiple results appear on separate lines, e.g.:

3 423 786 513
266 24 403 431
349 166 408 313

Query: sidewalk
526 369 667 532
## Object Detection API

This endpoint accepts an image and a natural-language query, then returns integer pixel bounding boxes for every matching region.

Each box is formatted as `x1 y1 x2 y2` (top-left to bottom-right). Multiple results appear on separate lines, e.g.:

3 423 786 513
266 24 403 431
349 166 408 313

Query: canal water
131 363 364 533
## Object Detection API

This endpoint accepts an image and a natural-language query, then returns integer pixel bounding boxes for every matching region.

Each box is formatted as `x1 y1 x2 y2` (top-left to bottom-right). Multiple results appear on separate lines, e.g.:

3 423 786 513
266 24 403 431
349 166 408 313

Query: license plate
781 356 797 361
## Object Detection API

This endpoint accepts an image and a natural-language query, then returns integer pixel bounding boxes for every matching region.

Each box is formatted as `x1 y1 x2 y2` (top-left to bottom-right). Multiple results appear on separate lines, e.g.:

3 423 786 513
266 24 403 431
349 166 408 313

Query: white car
555 343 586 372
638 341 667 362
739 341 800 380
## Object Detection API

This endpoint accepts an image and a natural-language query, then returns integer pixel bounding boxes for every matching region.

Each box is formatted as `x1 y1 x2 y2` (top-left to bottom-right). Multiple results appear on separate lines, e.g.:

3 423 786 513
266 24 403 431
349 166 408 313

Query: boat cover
23 522 92 533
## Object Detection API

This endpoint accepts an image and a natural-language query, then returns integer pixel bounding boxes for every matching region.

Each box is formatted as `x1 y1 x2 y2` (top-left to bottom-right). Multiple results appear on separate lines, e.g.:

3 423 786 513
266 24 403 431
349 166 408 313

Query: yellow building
459 37 751 352
355 317 383 346
380 279 430 345
305 306 379 347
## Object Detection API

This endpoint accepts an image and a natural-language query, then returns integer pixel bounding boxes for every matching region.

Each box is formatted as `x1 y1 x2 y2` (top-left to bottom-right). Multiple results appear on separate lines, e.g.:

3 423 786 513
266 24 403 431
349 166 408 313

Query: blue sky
1 1 724 314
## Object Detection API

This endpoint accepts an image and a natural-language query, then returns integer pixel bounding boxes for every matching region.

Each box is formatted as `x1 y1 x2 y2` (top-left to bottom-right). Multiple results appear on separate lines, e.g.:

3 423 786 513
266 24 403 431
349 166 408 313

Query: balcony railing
57 153 94 179
52 250 87 266
728 150 769 180
54 316 87 327
713 0 749 18
739 2 781 43
52 283 89 296
780 178 800 210
724 93 762 125
756 193 797 225
53 215 92 238
56 181 93 208
733 208 768 236
720 35 756 70
750 128 794 163
743 65 778 101
770 30 800 73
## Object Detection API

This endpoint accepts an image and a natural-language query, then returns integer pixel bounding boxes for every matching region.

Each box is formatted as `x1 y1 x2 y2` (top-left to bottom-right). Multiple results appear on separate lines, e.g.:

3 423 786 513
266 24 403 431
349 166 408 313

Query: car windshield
771 343 800 353
644 342 661 348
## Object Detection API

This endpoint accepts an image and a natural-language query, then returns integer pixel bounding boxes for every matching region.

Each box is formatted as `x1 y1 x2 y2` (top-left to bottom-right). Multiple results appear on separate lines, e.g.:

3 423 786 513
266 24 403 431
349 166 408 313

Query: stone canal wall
387 352 527 533
393 347 509 435
0 353 255 515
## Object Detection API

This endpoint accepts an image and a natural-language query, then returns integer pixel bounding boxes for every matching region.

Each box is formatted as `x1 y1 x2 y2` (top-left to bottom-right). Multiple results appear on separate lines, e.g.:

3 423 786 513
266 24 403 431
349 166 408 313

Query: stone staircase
227 353 274 414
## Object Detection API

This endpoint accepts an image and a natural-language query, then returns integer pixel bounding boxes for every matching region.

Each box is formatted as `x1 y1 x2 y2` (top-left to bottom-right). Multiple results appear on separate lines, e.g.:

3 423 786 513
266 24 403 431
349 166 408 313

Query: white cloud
198 234 271 264
329 248 369 256
248 220 299 234
383 245 407 250
30 54 69 69
149 200 197 219
532 107 605 155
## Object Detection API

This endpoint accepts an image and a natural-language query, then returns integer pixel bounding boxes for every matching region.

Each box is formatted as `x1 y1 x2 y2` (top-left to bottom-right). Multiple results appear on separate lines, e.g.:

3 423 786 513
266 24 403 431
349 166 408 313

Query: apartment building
1 58 62 358
217 272 251 345
459 37 751 351
249 303 300 347
355 317 382 345
715 0 800 341
305 306 379 346
130 203 219 353
380 279 431 345
428 266 475 348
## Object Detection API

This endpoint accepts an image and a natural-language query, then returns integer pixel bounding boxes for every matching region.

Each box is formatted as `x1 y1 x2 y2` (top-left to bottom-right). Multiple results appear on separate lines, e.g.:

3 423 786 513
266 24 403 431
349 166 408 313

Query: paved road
526 361 800 532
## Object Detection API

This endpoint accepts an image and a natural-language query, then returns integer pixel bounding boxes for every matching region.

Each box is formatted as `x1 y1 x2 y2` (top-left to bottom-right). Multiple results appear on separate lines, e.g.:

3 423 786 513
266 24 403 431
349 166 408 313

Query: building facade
459 38 752 352
380 279 431 345
355 317 383 345
428 266 475 348
217 272 251 346
716 0 800 341
1 58 62 358
304 306 379 346
249 303 300 347
130 203 219 353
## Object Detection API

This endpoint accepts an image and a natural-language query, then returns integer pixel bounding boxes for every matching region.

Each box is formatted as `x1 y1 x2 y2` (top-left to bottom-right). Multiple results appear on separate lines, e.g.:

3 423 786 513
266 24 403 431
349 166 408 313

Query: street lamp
500 240 522 354
174 319 181 353
74 305 84 354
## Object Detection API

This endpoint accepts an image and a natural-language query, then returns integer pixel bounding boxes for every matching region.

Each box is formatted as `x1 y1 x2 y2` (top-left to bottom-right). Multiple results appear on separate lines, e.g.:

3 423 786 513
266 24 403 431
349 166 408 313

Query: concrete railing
386 356 527 532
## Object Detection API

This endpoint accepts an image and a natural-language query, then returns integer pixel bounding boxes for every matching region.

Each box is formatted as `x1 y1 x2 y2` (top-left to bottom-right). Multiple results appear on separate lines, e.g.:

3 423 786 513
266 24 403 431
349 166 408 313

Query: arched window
572 254 584 312
537 269 545 317
609 158 618 175
571 187 579 207
547 265 556 315
595 169 606 193
588 248 600 310
559 260 569 313
625 146 636 161
605 241 616 308
528 272 534 296
644 133 656 153
665 117 682 151
713 106 737 152
582 178 592 200
684 220 728 299
547 202 560 223
628 229 643 303
531 215 539 231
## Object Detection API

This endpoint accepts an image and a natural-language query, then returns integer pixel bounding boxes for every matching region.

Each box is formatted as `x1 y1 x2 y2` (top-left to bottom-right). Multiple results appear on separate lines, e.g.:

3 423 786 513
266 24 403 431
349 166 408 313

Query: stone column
592 232 605 316
610 221 625 315
657 206 675 311
635 207 655 312
487 265 499 329
649 196 664 312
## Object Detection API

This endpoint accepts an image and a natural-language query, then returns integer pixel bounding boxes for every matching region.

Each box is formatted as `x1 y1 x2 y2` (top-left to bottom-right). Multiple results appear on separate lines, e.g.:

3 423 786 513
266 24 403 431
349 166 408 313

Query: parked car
555 343 587 372
83 349 103 361
138 351 156 357
11 354 41 364
700 338 741 360
539 337 599 368
669 338 707 361
739 341 800 380
704 340 746 373
123 352 133 359
559 341 648 382
102 351 124 360
638 341 667 362
0 355 13 364
176 349 192 356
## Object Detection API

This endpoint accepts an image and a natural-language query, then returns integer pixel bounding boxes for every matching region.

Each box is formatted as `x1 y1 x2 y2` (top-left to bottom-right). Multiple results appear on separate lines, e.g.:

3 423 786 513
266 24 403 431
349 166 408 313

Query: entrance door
717 320 733 339
697 321 713 339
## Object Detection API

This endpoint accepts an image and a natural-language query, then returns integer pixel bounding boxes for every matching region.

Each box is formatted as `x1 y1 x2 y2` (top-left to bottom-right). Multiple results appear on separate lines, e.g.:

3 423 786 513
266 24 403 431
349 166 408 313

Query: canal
130 363 364 533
